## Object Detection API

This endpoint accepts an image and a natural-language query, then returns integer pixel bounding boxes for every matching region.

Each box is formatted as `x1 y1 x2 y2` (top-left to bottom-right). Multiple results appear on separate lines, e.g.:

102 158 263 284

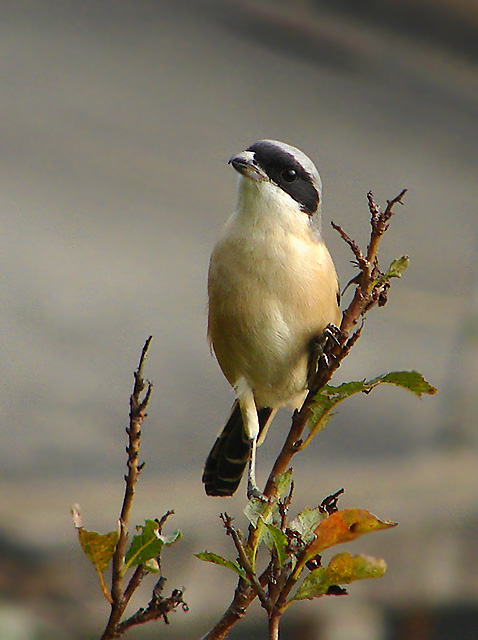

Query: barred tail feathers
202 402 273 496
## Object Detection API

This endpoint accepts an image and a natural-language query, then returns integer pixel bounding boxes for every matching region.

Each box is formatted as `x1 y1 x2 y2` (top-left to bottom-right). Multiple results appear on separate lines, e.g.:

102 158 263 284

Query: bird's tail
202 402 273 497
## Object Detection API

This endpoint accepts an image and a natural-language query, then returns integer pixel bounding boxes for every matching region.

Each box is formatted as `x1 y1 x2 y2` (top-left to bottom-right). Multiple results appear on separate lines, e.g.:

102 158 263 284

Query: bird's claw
308 324 343 382
323 323 343 347
247 481 269 502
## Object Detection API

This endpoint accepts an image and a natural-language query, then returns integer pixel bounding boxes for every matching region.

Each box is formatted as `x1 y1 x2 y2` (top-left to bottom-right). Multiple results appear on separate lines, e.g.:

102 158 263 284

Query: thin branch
100 337 153 640
157 509 175 532
116 582 188 635
220 514 270 612
200 581 257 640
319 488 344 515
122 565 147 607
330 221 366 269
365 189 407 267
279 481 294 530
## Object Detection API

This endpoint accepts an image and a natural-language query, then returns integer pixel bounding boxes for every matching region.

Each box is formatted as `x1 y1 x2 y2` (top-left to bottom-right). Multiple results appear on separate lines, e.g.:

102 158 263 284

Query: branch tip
156 510 175 532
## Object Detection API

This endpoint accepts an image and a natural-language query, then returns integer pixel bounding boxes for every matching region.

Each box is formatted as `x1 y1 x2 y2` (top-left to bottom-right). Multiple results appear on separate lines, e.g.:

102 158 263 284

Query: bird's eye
281 168 298 183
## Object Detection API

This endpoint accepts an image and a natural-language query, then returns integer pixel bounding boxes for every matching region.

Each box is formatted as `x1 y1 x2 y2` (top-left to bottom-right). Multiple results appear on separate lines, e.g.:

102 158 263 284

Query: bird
202 139 341 498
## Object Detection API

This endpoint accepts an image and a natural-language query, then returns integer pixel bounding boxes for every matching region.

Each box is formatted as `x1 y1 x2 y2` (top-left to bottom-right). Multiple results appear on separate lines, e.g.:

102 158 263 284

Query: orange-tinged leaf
307 509 397 558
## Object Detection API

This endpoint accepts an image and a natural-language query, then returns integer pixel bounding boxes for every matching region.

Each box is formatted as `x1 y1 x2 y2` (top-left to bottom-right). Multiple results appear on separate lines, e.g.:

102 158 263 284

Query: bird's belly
208 234 339 408
210 277 322 408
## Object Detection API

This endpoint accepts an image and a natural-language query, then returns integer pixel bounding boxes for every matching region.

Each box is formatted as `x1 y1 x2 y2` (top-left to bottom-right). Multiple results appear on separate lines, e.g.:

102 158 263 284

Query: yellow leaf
78 528 119 574
327 552 387 584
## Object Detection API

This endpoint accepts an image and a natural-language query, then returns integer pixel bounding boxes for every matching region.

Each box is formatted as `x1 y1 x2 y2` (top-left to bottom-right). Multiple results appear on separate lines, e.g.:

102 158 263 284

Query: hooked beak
229 151 268 182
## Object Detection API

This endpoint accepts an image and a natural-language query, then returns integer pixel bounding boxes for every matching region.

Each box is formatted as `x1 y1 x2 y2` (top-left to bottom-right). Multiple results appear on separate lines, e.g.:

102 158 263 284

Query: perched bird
203 140 340 497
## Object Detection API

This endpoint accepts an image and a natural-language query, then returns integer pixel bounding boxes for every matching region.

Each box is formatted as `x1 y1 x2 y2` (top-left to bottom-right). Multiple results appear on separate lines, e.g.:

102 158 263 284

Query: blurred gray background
0 1 477 638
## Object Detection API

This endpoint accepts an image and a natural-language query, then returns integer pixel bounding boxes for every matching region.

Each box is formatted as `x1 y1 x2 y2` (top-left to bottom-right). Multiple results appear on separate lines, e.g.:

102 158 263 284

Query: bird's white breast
208 178 339 408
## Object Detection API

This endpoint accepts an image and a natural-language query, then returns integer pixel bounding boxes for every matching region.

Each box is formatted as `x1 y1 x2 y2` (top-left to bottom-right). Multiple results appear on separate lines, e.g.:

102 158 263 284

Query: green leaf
159 528 182 546
144 558 160 573
289 507 326 544
264 523 288 570
243 499 274 566
293 567 330 600
276 468 293 498
387 255 410 277
372 371 437 397
243 470 293 563
124 519 180 572
244 469 292 531
195 551 247 580
244 497 271 527
77 527 119 574
292 553 387 601
308 371 436 441
372 255 410 287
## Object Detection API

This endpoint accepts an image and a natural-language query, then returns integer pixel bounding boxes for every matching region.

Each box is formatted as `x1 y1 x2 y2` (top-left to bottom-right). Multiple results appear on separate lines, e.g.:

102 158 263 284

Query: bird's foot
308 324 343 381
323 323 343 347
247 479 269 502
